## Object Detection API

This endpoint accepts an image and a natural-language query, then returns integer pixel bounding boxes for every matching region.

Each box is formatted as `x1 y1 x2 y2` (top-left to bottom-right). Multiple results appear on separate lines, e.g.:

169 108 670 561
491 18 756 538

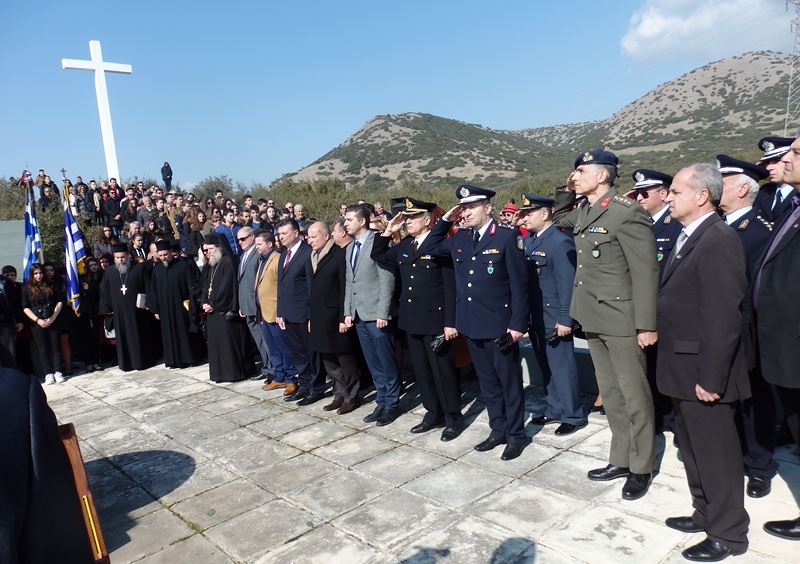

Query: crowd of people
1 134 799 562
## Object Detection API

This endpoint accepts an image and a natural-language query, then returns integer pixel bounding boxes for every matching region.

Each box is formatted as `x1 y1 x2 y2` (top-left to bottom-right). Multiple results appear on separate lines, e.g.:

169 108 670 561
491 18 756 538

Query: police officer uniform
520 193 587 434
371 197 463 440
429 184 530 459
717 154 778 497
553 150 658 492
753 136 795 224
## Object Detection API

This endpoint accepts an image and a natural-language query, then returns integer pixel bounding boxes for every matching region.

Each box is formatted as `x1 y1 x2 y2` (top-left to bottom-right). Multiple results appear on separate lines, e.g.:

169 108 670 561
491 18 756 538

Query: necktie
351 241 361 272
473 230 480 248
666 231 687 269
283 248 292 271
412 240 418 253
774 189 783 210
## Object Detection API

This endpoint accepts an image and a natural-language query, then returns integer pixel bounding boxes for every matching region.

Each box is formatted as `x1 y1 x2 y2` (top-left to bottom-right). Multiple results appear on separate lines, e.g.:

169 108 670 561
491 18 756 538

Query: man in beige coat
553 149 659 501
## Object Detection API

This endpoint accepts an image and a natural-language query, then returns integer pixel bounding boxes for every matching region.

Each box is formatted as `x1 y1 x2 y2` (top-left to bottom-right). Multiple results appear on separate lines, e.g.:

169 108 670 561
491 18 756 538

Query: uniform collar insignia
600 197 611 208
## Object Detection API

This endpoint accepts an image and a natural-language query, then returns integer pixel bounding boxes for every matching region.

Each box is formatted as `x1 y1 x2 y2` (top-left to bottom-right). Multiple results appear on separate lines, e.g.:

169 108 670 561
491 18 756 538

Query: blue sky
0 0 792 188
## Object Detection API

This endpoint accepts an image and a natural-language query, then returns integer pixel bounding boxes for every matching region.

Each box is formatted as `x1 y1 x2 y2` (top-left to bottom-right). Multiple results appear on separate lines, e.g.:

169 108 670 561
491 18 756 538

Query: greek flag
63 192 86 316
22 187 43 282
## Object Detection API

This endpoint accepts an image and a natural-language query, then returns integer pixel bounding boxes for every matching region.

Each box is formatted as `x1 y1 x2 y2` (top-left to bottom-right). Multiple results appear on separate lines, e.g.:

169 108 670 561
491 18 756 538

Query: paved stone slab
333 489 450 549
460 442 561 477
403 460 511 508
171 478 273 530
595 470 694 525
136 533 235 563
247 411 319 438
312 432 397 467
280 419 358 451
197 393 262 415
105 508 194 563
466 480 589 538
84 425 170 457
286 469 393 519
538 505 676 563
179 387 240 407
248 454 340 494
529 422 606 451
94 484 161 531
167 416 239 445
568 425 614 461
394 515 533 562
254 524 386 564
215 438 302 475
354 444 450 486
194 427 266 459
522 451 620 500
512 543 590 563
140 460 238 505
409 421 495 458
204 500 315 562
220 401 286 426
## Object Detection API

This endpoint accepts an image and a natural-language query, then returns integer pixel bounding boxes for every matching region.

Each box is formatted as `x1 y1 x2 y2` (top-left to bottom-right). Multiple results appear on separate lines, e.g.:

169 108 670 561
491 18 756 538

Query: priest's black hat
154 240 171 251
111 243 128 253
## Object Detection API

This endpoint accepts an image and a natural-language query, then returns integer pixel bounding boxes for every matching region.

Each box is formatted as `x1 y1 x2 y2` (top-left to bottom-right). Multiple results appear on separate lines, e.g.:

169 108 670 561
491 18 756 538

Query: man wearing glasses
237 227 273 382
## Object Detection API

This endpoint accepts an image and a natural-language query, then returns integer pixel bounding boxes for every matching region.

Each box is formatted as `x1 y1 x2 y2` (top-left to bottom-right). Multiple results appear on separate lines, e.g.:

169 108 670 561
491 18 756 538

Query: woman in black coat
21 265 64 384
161 161 173 190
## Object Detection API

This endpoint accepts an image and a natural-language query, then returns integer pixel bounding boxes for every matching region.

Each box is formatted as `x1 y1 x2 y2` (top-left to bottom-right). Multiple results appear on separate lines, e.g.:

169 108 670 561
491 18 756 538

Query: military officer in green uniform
552 149 659 501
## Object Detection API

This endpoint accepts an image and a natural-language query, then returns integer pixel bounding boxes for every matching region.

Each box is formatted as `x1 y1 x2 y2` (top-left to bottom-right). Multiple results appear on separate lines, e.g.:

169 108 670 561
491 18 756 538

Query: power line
785 1 800 134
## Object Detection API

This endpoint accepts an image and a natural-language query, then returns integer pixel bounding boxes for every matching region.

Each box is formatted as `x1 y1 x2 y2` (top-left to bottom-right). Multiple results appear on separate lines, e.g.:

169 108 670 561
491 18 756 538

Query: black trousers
282 321 324 394
321 352 360 403
0 322 16 369
736 368 778 479
673 399 749 552
645 345 675 432
30 325 61 377
777 385 800 447
466 338 525 444
407 333 462 427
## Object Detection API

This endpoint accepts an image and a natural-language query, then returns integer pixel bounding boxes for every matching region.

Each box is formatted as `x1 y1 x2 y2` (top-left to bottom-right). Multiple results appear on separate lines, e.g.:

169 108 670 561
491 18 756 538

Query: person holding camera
22 265 64 384
517 193 587 436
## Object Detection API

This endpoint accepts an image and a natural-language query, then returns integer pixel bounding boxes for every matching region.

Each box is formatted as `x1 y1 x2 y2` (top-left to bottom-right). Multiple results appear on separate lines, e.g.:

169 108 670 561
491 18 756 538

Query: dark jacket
522 225 576 331
656 214 750 402
371 233 456 335
276 242 313 324
309 244 352 353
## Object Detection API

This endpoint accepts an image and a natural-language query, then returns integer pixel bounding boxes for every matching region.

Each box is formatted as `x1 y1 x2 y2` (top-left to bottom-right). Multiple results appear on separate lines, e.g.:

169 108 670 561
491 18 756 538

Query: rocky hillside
288 51 793 188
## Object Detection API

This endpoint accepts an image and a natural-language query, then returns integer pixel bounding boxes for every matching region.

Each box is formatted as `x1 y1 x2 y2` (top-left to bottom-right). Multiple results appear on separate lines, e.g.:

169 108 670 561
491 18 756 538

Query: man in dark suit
754 137 800 541
429 184 530 461
276 219 324 405
1 368 94 563
658 163 750 562
516 193 586 436
307 222 361 415
372 197 463 441
717 155 777 499
753 136 795 224
237 226 273 381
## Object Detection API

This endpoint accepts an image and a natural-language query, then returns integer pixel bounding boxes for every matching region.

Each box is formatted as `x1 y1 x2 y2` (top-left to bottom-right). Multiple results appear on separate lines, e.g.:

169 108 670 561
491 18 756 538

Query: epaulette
612 195 634 207
756 215 773 232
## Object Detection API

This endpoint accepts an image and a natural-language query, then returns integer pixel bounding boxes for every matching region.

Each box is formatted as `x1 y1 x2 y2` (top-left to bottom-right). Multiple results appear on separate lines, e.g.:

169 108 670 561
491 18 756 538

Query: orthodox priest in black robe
201 234 253 382
148 240 204 368
99 244 154 371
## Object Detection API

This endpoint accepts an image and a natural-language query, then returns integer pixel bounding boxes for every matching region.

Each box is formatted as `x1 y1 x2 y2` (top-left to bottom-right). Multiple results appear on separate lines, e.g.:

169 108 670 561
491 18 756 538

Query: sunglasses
237 236 251 242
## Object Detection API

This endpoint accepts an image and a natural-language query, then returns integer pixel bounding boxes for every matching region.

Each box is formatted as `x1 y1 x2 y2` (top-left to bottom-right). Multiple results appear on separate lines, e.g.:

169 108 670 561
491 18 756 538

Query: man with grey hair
716 154 776 502
237 226 273 381
553 149 659 501
658 162 750 561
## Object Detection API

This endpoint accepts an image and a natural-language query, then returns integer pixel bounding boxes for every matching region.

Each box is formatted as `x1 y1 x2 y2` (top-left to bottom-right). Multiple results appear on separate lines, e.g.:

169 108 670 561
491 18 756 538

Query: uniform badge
583 151 593 162
521 194 531 207
600 197 610 208
591 247 601 258
482 249 500 254
517 236 524 251
588 227 608 234
534 251 547 256
762 140 775 152
657 252 664 262
458 186 470 198
634 171 645 182
663 215 672 224
487 261 494 275
405 198 414 209
737 219 749 230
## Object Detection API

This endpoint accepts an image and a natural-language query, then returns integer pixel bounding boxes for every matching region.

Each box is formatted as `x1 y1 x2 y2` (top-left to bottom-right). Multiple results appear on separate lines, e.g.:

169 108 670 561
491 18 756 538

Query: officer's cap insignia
634 171 644 182
458 186 470 198
715 158 721 168
762 141 775 152
583 151 593 162
405 198 413 209
521 194 531 207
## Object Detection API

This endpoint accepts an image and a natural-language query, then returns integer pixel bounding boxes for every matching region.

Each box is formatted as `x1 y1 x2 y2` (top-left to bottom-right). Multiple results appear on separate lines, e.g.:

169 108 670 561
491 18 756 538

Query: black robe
148 259 204 368
99 263 154 371
201 255 253 382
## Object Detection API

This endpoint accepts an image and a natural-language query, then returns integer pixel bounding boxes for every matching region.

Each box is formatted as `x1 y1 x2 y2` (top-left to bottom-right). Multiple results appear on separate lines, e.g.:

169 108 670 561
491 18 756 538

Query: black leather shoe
501 443 525 461
529 415 559 426
587 464 630 481
376 408 401 426
410 420 444 434
665 516 704 533
362 406 384 423
297 393 325 406
283 390 306 402
440 426 462 442
763 517 800 540
474 436 506 452
681 537 745 562
746 476 771 498
554 422 587 436
622 472 652 501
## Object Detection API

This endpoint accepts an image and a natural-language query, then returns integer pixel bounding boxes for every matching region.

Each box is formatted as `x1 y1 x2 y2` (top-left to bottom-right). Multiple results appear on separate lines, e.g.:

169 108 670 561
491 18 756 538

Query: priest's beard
115 259 130 275
207 248 223 267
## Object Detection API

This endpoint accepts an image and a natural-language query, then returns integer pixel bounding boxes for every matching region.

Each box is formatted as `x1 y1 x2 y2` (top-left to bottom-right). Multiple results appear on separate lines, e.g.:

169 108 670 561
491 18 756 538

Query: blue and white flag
22 187 43 282
63 192 87 316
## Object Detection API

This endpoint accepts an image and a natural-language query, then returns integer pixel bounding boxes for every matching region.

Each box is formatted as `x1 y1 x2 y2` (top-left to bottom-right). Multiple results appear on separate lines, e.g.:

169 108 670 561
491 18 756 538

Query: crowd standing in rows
1 135 799 562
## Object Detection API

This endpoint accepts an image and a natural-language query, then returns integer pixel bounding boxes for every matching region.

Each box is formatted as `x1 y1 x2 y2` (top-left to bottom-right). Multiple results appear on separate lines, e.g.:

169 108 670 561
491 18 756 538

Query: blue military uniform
520 193 586 428
753 136 795 224
429 184 529 447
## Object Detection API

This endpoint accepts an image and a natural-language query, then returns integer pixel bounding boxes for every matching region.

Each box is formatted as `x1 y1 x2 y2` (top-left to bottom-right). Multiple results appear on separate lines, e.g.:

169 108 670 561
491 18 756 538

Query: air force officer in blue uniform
517 193 587 436
428 184 530 460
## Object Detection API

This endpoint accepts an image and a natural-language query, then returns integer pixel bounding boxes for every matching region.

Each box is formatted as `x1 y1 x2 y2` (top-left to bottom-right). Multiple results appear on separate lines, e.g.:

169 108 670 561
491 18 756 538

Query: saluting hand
443 204 464 222
565 171 576 192
383 214 405 236
695 384 720 403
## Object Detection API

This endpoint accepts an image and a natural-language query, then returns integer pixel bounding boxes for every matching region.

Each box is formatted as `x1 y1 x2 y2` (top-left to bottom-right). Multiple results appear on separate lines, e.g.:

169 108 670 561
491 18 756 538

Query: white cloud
621 0 793 62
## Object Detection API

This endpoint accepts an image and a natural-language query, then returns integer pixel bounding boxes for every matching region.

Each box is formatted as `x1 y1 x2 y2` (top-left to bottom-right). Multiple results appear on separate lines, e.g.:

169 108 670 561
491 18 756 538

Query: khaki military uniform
553 187 659 474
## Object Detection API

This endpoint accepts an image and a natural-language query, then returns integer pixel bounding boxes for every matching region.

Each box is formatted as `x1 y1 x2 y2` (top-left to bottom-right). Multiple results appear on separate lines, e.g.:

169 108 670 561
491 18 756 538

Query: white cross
120 284 127 296
62 40 132 182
